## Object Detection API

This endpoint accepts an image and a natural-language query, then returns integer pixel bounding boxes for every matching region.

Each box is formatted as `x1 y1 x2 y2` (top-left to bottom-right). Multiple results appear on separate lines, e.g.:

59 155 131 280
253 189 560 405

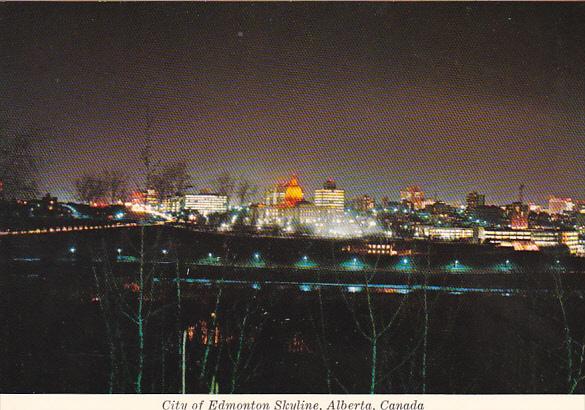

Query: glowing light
69 247 76 254
295 255 317 269
162 249 168 255
284 175 304 206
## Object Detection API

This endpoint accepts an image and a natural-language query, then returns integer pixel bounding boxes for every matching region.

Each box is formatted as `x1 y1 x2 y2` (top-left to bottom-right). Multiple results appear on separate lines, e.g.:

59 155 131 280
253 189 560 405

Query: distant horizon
29 169 581 209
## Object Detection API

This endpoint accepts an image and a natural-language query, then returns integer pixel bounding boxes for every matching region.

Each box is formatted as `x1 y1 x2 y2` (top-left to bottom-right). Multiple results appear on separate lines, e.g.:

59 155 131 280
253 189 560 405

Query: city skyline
4 3 585 399
2 3 585 203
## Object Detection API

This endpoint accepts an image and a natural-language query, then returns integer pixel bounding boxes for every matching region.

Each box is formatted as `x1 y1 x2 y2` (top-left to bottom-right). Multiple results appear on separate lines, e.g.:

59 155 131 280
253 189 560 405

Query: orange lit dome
284 175 304 206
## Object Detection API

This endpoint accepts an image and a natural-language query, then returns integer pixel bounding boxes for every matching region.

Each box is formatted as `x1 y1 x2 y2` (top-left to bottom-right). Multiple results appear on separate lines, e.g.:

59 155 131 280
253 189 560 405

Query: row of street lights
66 245 566 271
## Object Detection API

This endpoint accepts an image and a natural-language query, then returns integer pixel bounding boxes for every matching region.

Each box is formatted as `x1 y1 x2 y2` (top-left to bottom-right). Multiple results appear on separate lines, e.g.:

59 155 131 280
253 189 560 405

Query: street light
69 247 76 254
162 249 168 255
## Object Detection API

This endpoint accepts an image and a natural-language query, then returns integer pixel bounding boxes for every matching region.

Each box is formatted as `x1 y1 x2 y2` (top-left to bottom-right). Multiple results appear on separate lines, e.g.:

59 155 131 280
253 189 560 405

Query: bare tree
552 270 585 393
213 172 236 201
74 175 107 204
91 226 180 393
325 238 428 394
102 170 127 204
225 292 266 393
150 161 192 201
235 180 258 206
199 285 223 385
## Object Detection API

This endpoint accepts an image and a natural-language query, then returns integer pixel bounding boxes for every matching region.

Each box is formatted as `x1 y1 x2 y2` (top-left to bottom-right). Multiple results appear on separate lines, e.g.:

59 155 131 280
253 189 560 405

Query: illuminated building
507 202 529 230
144 189 159 207
510 212 529 230
574 200 585 213
424 201 455 215
254 175 311 226
284 174 304 206
131 191 145 205
314 179 345 210
466 191 485 209
478 228 579 254
40 193 58 211
416 226 475 241
577 238 585 257
400 186 425 210
342 243 397 255
548 196 574 215
529 203 542 212
355 195 375 212
160 195 184 214
576 213 585 230
557 231 579 254
254 176 354 233
421 199 437 209
184 193 228 216
264 182 286 206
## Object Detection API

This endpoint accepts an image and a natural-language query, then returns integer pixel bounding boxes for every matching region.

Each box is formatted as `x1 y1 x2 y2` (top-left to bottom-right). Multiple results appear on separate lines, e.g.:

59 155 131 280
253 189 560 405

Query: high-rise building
400 186 425 210
355 195 375 212
466 191 486 209
184 193 228 216
314 178 345 210
548 196 574 215
264 182 286 206
508 201 529 230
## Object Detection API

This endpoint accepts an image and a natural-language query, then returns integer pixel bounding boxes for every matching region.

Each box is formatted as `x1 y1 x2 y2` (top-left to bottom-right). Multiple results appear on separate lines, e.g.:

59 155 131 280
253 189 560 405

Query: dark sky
1 3 585 204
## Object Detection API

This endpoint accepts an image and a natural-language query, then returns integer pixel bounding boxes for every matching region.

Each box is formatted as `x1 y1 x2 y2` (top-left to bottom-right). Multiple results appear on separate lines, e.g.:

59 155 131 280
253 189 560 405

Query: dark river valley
2 226 585 394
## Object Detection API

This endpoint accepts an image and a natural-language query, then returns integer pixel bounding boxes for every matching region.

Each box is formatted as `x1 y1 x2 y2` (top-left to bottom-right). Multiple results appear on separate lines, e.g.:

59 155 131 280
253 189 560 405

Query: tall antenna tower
519 184 525 203
139 112 153 191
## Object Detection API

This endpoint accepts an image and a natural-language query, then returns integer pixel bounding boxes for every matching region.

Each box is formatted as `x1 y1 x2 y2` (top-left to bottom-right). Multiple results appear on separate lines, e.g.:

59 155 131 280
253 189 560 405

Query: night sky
1 3 584 205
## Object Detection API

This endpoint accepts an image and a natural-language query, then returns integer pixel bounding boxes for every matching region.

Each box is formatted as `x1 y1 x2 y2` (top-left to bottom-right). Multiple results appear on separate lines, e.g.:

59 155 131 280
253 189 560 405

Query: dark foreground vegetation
1 227 585 394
